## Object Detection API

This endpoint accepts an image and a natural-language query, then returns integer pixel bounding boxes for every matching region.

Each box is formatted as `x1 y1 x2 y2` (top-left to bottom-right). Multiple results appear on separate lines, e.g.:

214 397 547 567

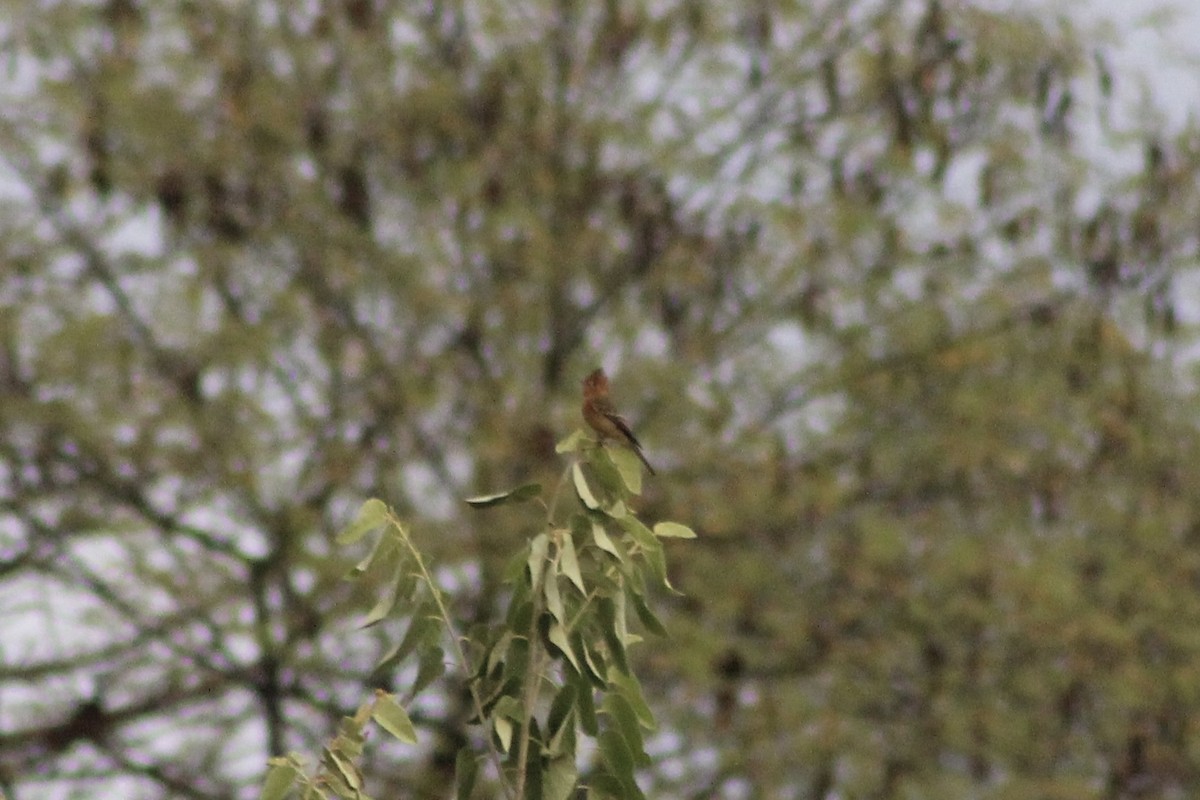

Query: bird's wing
604 412 643 448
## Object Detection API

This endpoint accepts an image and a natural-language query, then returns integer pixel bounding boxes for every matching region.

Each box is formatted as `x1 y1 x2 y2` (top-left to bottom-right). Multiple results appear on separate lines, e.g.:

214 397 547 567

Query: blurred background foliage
3 0 1200 797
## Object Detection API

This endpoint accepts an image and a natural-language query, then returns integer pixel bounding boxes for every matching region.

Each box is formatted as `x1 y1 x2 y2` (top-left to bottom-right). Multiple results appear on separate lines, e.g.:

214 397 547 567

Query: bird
581 367 655 475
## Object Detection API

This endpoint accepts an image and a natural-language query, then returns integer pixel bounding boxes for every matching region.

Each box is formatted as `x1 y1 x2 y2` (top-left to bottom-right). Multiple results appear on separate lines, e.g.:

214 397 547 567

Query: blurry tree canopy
2 0 1200 798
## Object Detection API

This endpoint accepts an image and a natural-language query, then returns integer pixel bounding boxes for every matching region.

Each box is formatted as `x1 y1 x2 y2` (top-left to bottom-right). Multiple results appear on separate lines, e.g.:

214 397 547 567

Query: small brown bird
581 368 655 475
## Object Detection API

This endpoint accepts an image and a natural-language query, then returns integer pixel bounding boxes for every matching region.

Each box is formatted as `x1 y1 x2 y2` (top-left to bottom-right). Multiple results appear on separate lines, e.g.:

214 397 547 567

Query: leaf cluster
262 434 694 799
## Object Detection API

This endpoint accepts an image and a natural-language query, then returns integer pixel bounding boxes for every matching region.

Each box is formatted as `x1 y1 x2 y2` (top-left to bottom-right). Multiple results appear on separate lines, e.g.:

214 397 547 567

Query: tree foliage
2 0 1200 798
265 439 692 800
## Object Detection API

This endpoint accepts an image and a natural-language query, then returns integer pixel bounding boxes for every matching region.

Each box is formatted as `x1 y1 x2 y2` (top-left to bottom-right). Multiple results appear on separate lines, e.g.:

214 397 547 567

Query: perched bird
581 368 655 475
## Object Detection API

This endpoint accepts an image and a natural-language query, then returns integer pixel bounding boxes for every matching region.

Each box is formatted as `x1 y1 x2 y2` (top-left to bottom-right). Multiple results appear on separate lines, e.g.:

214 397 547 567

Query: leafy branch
261 429 695 799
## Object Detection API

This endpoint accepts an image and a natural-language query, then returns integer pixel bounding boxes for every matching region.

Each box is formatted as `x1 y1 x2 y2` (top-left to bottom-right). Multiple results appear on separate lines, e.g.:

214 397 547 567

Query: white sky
1076 0 1200 127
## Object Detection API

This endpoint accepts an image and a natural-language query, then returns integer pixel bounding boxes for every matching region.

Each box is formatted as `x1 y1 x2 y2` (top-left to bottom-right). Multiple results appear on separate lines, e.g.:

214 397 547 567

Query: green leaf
493 715 513 753
570 668 599 734
598 598 629 675
348 529 396 578
547 620 581 673
601 499 629 519
576 631 608 687
381 609 439 670
502 547 529 583
545 706 576 758
542 755 578 800
464 482 542 508
589 449 628 497
611 584 631 645
493 695 522 721
591 523 625 564
555 429 589 453
598 728 633 780
652 522 696 539
454 749 478 800
412 646 445 694
544 569 565 625
506 595 533 633
617 515 657 552
324 747 362 791
485 631 514 676
617 517 673 591
559 531 585 594
602 692 649 767
609 670 656 730
645 544 675 593
372 693 417 744
260 761 299 800
359 565 403 628
586 771 628 799
547 682 576 739
476 674 522 720
320 762 357 798
336 498 389 544
572 463 600 509
597 729 645 800
498 638 530 690
628 588 668 637
499 647 532 695
607 446 644 492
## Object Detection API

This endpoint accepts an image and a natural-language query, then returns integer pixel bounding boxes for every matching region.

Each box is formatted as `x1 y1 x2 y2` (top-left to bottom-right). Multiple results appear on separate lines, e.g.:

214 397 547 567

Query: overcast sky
1079 0 1200 127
